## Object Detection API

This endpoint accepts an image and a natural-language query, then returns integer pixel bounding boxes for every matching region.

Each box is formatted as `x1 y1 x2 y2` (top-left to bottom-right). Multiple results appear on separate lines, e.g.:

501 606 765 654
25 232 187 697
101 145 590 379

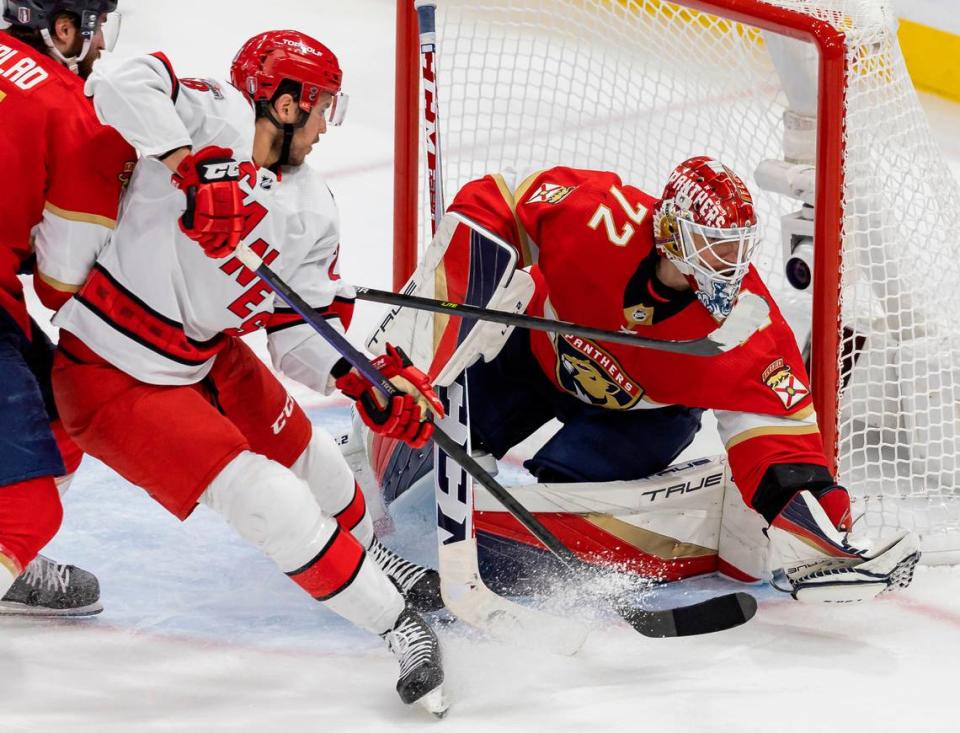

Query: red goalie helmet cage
230 30 342 114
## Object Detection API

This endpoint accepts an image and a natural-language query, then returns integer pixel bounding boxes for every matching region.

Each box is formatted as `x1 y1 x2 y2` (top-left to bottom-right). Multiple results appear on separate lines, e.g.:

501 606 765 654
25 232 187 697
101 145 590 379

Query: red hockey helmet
652 156 759 318
230 30 346 124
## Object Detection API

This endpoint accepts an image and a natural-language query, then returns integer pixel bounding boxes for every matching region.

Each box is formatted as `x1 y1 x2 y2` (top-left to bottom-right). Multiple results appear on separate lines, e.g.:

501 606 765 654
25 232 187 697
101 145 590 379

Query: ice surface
5 1 960 731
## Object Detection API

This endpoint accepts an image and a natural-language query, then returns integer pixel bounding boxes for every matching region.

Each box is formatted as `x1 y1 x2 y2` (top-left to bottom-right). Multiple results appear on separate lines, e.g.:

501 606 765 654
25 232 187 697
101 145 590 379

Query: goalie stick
232 243 759 638
413 0 590 653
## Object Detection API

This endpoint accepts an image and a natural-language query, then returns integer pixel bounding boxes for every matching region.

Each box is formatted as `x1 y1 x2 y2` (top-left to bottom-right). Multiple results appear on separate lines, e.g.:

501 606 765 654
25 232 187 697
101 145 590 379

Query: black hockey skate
0 554 102 616
369 538 444 613
381 608 448 716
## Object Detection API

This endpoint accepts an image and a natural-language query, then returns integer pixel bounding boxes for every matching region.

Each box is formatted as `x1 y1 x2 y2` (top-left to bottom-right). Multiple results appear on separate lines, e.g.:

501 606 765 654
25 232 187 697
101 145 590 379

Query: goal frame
392 0 848 473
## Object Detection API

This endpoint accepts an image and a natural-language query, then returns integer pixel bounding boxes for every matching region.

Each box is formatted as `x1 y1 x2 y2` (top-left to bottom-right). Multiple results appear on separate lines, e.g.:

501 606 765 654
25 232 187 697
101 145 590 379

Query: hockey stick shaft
354 285 760 356
416 0 444 234
234 244 756 637
411 2 585 647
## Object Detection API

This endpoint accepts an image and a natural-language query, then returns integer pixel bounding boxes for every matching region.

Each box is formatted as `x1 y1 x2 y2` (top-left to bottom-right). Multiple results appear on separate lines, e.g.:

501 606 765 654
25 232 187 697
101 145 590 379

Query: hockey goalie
356 157 920 604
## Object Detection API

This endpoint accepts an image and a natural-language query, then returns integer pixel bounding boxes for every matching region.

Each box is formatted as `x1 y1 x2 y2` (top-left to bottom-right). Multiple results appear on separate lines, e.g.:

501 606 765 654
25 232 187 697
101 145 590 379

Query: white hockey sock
290 430 375 548
201 451 401 634
0 554 17 598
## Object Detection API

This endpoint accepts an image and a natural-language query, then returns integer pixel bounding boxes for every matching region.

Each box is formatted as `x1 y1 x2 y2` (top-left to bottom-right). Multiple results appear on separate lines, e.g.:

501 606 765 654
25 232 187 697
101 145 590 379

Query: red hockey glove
335 344 445 449
171 146 244 258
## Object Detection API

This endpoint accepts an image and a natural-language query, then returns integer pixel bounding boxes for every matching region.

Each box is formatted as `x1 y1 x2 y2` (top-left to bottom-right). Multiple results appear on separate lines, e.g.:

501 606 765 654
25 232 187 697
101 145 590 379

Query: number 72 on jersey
587 185 649 247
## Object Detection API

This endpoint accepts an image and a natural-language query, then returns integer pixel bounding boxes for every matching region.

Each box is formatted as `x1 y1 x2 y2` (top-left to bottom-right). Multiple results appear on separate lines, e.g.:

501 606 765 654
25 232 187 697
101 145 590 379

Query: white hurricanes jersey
55 53 353 390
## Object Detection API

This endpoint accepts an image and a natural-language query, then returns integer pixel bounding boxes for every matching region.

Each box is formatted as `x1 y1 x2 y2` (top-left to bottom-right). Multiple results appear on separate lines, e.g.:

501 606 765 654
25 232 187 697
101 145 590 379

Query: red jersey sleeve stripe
149 52 180 103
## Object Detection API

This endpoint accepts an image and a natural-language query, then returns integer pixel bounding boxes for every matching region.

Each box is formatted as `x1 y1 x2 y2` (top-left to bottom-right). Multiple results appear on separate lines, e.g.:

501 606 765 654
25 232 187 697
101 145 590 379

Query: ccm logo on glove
201 160 242 180
171 146 245 259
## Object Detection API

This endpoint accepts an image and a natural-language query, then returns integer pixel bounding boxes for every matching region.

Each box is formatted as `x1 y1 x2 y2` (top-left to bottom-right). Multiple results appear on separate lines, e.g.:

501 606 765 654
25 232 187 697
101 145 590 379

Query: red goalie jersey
0 34 135 335
448 166 829 505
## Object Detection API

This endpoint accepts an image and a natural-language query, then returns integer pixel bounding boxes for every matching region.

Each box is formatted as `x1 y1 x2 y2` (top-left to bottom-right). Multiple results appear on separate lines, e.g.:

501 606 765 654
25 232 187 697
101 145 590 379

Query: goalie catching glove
171 146 245 258
334 344 443 449
767 488 920 603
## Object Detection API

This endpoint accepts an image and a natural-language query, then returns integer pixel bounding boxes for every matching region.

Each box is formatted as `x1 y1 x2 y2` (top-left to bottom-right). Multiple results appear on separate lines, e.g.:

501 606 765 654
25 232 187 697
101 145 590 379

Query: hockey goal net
393 0 960 563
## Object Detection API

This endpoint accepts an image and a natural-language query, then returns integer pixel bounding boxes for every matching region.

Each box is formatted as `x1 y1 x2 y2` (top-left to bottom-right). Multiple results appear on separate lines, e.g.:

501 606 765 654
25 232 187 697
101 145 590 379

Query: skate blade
417 686 450 719
0 601 103 617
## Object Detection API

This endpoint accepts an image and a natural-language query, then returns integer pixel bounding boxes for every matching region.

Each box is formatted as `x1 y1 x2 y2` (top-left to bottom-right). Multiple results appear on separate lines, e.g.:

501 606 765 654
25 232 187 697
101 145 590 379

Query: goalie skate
0 554 102 617
381 608 448 716
369 537 444 613
767 490 921 603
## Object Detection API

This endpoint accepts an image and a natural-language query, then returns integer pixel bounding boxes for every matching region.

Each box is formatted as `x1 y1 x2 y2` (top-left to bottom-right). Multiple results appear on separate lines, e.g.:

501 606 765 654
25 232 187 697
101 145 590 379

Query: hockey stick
233 243 758 638
353 283 770 356
413 0 588 652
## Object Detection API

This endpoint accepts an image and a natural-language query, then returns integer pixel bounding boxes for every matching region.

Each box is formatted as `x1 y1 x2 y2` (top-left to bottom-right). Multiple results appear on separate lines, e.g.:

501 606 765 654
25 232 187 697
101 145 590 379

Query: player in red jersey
0 0 134 615
50 31 446 713
371 159 920 604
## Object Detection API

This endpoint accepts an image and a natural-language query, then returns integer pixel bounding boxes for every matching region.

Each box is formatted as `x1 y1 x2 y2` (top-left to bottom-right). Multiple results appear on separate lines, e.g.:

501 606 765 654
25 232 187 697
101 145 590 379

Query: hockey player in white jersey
50 31 446 713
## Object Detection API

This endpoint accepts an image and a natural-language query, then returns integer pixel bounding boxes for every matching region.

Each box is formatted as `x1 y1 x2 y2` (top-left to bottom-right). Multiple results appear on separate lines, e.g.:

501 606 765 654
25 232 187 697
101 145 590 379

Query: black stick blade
618 592 758 638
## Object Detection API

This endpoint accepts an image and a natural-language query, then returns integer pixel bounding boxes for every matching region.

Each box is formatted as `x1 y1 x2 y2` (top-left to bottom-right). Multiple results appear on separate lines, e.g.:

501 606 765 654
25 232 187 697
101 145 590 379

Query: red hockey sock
333 482 368 536
50 418 83 476
0 476 64 571
285 526 366 601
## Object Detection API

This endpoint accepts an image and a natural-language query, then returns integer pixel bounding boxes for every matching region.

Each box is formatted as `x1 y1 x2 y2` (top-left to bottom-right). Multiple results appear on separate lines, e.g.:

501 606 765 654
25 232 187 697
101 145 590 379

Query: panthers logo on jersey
555 335 644 409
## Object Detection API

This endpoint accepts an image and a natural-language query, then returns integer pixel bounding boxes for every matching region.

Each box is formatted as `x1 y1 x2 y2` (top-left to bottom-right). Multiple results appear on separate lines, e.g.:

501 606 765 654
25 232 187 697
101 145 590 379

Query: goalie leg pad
717 466 771 583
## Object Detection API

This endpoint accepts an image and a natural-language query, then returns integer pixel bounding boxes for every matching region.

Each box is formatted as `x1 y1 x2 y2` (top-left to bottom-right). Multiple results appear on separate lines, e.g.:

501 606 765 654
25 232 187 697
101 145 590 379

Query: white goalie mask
653 157 759 320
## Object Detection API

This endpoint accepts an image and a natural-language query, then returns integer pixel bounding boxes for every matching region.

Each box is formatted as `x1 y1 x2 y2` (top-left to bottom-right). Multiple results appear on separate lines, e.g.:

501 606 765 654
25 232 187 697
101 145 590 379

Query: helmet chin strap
40 28 92 75
260 101 308 172
278 123 295 171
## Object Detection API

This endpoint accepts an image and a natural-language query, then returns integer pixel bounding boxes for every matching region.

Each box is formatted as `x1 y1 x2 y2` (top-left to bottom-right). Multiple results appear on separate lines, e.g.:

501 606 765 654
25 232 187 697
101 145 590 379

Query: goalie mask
652 156 759 320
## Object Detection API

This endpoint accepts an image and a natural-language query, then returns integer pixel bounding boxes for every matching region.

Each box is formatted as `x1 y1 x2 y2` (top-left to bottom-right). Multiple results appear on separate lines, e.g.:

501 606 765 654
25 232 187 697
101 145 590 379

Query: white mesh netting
419 0 960 561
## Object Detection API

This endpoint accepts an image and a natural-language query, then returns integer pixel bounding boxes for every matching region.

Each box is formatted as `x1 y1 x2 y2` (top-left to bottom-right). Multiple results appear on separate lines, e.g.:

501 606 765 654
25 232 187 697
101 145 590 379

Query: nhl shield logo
762 358 809 410
18 7 31 23
623 303 654 328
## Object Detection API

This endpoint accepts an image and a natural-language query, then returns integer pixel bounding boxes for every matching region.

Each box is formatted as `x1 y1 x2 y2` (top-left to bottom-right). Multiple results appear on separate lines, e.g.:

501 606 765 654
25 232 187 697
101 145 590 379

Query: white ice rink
4 1 960 731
